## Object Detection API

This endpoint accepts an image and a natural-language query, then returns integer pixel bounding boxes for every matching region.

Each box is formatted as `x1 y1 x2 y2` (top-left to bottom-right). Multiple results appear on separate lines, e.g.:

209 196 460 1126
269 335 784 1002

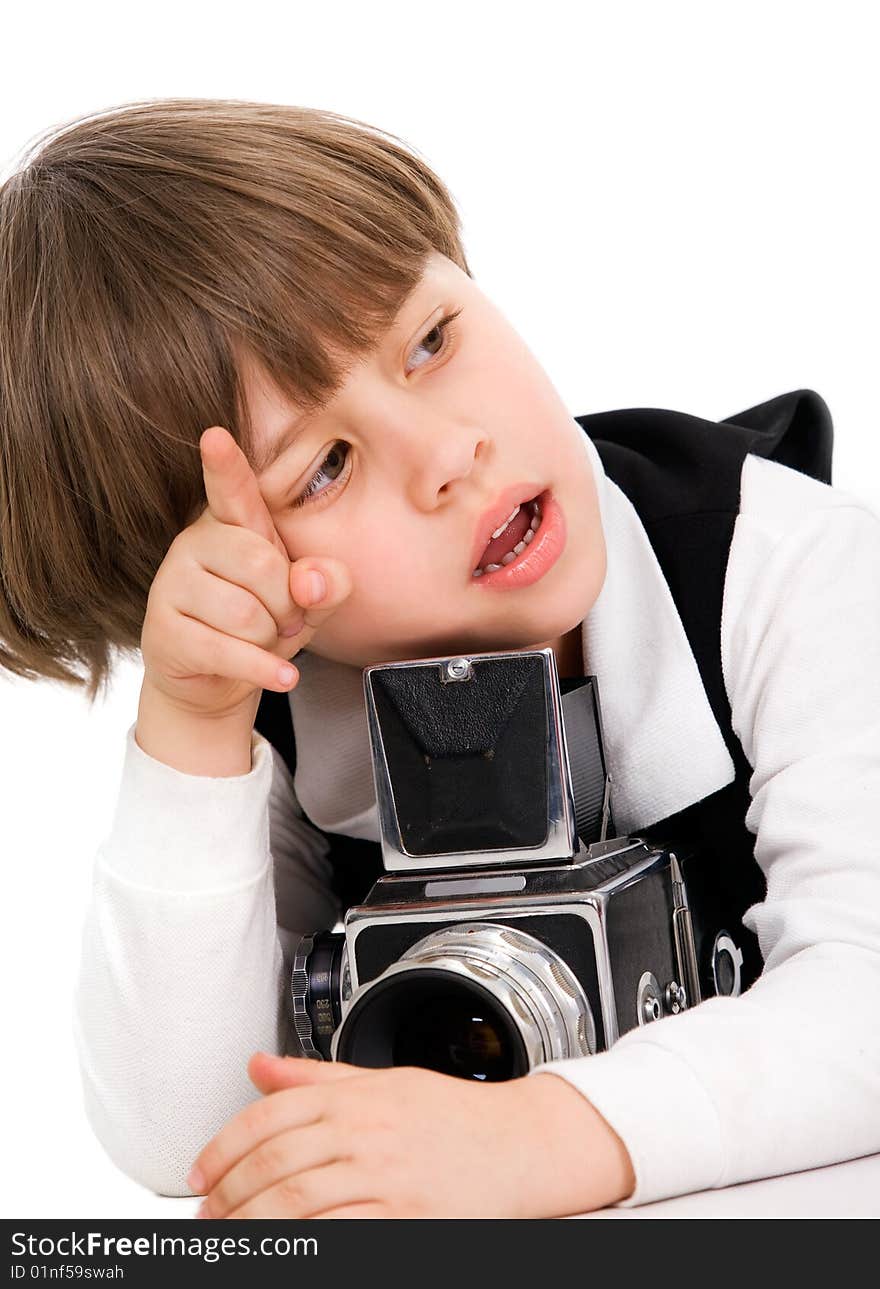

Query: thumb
288 555 354 631
248 1050 364 1094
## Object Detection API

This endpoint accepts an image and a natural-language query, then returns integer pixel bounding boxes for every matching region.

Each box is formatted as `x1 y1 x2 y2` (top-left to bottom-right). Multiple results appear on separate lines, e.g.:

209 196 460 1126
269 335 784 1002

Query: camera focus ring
290 934 319 1056
289 930 346 1060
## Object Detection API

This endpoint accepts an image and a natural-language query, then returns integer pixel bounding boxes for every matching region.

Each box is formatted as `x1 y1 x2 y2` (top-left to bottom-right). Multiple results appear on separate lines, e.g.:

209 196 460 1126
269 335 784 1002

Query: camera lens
395 993 509 1079
333 922 595 1075
335 970 525 1080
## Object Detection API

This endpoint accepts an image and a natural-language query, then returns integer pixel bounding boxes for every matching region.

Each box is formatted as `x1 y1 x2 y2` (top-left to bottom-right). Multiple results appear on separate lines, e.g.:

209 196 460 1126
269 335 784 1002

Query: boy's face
246 251 606 671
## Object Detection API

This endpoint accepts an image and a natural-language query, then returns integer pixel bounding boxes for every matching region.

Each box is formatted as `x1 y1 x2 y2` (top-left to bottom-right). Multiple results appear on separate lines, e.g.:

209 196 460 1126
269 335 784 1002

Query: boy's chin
308 615 583 669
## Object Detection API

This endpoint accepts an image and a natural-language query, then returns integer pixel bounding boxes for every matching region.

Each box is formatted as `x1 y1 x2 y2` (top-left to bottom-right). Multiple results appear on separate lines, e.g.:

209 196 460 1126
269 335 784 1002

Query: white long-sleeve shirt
72 425 880 1206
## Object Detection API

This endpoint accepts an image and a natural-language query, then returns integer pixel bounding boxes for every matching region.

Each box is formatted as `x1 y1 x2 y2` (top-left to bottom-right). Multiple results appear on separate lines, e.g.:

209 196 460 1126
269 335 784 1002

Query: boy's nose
404 425 490 512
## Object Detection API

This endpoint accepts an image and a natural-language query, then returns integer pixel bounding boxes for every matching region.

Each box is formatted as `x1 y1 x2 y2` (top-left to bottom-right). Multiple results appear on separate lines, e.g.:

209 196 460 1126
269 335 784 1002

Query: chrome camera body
291 649 744 1081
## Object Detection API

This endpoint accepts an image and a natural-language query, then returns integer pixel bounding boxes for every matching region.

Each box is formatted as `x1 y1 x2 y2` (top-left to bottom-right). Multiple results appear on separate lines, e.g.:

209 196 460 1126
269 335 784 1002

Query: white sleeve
527 502 880 1206
72 721 341 1198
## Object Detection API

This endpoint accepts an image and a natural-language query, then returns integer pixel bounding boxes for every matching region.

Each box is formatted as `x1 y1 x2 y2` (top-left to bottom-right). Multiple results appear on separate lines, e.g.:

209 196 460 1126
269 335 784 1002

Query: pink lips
472 489 566 590
470 482 545 574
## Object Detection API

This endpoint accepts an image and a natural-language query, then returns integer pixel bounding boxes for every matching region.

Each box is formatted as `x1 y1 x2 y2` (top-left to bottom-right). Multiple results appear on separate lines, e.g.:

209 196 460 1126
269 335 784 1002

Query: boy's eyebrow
252 415 309 478
251 284 441 478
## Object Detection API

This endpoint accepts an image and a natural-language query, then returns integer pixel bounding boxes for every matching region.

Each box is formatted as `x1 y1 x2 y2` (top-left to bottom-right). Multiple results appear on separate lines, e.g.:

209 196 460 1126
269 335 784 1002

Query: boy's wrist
136 678 259 777
513 1070 636 1213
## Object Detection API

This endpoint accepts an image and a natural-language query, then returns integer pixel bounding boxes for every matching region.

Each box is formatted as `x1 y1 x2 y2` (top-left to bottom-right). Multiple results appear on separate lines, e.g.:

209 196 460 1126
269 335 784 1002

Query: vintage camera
290 649 745 1080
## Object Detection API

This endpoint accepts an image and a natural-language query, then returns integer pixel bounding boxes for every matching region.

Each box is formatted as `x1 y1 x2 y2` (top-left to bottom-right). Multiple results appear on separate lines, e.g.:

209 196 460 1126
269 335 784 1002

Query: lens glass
336 970 528 1080
391 984 517 1081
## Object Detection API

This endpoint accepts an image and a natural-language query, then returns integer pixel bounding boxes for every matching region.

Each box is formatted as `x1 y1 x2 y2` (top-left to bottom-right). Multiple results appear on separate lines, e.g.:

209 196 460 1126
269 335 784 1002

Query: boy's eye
289 441 351 510
406 308 463 373
288 307 464 510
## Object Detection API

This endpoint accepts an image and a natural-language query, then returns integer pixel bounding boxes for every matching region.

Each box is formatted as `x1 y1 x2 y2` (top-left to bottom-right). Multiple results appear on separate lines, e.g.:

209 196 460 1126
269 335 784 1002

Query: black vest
255 388 833 992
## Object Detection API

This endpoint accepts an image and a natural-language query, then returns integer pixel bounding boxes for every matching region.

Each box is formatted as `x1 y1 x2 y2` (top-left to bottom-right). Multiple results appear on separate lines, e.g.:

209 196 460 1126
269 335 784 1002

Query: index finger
200 426 282 550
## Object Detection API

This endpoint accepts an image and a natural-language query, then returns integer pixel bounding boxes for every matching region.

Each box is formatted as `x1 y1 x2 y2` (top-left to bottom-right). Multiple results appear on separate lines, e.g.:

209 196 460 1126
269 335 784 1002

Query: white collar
576 431 735 834
289 423 735 841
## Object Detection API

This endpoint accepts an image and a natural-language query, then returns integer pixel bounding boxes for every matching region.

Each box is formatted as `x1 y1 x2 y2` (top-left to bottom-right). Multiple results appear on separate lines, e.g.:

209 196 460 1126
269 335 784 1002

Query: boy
1 98 878 1218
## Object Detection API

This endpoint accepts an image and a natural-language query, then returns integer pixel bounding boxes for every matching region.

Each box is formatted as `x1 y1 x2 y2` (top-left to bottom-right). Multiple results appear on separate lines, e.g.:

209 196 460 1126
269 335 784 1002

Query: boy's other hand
139 425 352 724
185 1053 635 1219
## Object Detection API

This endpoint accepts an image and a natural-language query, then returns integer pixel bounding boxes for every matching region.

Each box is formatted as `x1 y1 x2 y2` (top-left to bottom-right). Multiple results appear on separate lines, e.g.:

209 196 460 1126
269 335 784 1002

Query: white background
1 0 878 1219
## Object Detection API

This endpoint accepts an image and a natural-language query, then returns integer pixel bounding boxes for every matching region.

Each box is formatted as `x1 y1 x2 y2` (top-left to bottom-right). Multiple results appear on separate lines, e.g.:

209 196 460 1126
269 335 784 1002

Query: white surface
584 1154 880 1219
2 1 879 1221
8 1152 877 1221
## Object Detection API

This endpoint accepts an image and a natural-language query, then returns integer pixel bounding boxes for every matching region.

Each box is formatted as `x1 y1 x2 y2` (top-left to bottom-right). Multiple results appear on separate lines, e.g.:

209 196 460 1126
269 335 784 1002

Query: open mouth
472 494 543 577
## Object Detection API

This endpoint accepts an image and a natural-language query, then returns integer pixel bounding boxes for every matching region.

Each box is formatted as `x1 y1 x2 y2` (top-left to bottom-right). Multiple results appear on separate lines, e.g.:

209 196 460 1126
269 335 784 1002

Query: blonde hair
0 97 471 704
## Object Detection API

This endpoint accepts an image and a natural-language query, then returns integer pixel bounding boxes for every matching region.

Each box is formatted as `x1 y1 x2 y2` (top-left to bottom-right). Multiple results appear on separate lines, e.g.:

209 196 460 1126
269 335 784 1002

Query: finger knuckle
239 526 277 571
245 1097 276 1137
277 1174 308 1209
252 1137 289 1182
229 593 263 633
172 519 195 546
262 541 287 582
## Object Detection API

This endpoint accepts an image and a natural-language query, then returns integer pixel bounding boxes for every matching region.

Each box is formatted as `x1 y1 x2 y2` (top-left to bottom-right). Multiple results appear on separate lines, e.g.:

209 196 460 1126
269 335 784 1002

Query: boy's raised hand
140 425 351 724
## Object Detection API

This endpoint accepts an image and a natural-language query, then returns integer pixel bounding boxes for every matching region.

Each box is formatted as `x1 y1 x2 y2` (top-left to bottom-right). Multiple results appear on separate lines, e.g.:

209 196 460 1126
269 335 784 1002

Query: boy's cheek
299 596 382 668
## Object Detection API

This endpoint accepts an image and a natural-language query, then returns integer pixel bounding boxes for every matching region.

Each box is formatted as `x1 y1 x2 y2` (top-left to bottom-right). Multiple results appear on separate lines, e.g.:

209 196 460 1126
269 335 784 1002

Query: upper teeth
491 505 520 540
473 498 542 576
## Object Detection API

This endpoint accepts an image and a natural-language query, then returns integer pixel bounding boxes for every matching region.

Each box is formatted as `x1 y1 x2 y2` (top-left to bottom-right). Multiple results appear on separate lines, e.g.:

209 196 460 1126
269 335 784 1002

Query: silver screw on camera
636 971 663 1026
442 657 473 683
665 980 687 1014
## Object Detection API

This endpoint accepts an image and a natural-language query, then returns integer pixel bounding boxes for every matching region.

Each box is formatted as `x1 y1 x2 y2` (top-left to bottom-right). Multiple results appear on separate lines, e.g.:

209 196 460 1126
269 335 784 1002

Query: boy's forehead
245 253 461 476
241 329 371 478
240 352 296 465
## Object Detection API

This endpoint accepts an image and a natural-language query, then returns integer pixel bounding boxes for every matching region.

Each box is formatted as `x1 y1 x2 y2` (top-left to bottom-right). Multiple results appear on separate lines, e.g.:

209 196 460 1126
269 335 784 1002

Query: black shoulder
574 388 832 522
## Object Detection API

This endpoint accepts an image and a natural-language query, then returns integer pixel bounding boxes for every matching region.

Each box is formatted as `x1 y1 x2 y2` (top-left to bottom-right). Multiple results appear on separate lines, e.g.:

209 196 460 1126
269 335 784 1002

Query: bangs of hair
0 97 471 703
